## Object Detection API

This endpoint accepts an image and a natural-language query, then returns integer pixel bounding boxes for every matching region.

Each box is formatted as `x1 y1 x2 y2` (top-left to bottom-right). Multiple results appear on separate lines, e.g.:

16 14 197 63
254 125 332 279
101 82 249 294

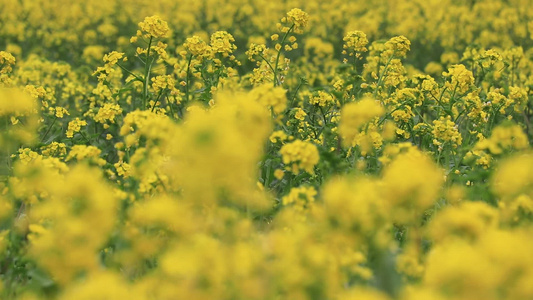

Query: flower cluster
250 83 287 115
443 64 475 94
431 116 462 148
339 98 384 147
283 8 309 32
343 31 369 54
384 35 411 58
94 103 122 124
210 31 237 56
2 4 533 300
136 15 170 39
280 139 320 174
66 117 87 138
0 51 16 74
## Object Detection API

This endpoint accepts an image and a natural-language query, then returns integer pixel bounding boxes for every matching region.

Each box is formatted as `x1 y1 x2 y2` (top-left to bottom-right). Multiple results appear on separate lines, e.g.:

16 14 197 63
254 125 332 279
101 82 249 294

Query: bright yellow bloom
443 64 474 94
250 83 287 115
184 36 212 57
343 31 369 54
138 15 170 38
382 148 443 224
285 8 309 31
280 139 319 174
339 98 384 147
431 116 462 148
66 117 87 138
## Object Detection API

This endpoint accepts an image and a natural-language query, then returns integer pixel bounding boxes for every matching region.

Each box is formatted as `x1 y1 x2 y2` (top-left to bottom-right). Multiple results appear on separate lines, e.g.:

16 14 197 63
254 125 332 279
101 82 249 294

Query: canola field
1 0 533 299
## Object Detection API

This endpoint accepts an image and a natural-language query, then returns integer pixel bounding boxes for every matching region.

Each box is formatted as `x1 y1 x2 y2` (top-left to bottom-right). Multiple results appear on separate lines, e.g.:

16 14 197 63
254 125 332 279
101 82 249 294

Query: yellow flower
428 201 499 243
137 15 170 38
94 103 122 124
250 83 287 115
384 36 411 58
443 64 474 94
282 186 317 210
309 90 336 107
474 123 528 155
66 117 87 138
382 148 443 224
102 51 125 66
285 8 309 31
0 51 16 74
210 31 237 56
274 169 285 180
246 43 267 62
293 107 307 121
339 97 384 147
184 36 212 57
66 145 106 166
431 116 462 148
280 139 319 174
269 130 289 143
343 31 369 54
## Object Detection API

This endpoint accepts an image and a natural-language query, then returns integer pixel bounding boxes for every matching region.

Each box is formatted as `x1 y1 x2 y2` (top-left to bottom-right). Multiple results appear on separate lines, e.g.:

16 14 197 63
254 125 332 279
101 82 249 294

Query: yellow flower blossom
66 117 87 138
280 139 319 174
137 15 170 38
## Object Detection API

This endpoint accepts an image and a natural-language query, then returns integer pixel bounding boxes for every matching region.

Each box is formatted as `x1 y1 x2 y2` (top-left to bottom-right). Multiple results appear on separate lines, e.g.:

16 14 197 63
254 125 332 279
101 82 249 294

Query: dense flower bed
1 1 533 299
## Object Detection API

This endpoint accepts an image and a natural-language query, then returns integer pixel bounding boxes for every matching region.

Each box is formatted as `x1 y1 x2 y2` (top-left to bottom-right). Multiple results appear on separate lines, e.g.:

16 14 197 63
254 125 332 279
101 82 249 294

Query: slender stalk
116 63 143 82
142 36 154 109
151 90 164 112
185 54 193 102
289 78 305 108
373 53 395 97
79 131 92 144
40 116 57 143
350 53 359 98
258 54 278 83
168 96 177 119
273 24 295 86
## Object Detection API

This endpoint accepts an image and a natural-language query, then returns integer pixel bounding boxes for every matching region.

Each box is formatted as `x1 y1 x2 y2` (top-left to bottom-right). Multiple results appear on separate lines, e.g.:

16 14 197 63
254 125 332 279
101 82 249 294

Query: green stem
448 82 460 112
79 131 92 145
40 116 57 143
142 36 154 109
373 53 395 97
168 96 177 119
289 78 305 108
258 54 277 82
377 104 406 126
412 106 430 125
151 90 164 112
185 54 193 102
273 24 295 86
350 53 359 98
116 63 143 82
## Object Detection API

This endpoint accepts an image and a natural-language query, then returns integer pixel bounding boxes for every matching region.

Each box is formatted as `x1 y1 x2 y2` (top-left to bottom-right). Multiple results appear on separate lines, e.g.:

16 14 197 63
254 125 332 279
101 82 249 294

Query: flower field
1 0 533 299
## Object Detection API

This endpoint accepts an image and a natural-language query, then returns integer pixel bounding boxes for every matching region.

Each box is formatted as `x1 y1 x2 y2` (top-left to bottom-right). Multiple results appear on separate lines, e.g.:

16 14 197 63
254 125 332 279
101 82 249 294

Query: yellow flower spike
210 31 237 56
137 15 170 39
442 64 474 95
339 97 384 148
250 83 287 115
65 117 87 138
382 148 443 224
285 8 309 31
0 51 16 74
384 35 411 58
274 169 285 180
280 139 319 174
184 35 212 58
343 31 369 54
431 116 462 148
